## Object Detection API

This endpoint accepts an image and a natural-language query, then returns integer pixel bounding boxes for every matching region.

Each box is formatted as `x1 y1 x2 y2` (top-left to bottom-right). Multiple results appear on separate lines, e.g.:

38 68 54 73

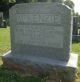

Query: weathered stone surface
9 3 72 61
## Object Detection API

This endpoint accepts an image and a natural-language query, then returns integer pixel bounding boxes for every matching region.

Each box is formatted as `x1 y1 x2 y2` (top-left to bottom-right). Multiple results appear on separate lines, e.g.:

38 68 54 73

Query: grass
72 43 80 69
0 27 80 82
72 42 80 81
0 27 11 56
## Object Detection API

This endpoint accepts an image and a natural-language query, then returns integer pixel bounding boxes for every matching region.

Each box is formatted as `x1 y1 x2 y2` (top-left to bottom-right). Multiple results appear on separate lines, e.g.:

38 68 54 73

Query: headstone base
72 35 80 42
2 51 78 82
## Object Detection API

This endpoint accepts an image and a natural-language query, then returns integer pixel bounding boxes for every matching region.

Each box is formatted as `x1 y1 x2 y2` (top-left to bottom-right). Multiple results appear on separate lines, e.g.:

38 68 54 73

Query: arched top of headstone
9 2 72 61
10 3 72 15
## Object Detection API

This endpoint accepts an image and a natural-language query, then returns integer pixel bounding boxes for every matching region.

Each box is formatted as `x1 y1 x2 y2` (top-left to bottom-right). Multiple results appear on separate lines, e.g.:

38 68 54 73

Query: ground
0 27 80 82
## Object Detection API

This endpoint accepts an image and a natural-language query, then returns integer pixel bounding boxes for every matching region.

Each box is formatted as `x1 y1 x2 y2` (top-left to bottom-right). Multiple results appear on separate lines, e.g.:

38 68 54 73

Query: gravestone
3 3 78 82
72 16 80 41
0 12 3 27
0 12 7 28
73 16 78 35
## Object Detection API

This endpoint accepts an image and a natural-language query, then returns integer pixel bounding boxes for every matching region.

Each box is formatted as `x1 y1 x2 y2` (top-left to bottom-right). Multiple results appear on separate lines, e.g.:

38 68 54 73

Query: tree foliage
51 0 64 3
9 0 16 3
16 0 64 3
64 0 74 9
0 0 16 3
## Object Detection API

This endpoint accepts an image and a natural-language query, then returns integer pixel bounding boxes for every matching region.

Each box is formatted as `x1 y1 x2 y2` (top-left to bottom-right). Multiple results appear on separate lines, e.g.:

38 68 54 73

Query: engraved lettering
16 14 61 24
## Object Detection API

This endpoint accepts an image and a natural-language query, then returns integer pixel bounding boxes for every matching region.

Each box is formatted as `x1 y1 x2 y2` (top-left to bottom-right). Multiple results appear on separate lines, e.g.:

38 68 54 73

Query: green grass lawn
0 28 80 82
72 43 80 73
0 27 11 56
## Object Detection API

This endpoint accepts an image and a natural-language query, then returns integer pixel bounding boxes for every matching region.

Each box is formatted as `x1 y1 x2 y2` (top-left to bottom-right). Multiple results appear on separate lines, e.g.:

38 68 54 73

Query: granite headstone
3 3 78 82
72 16 80 41
73 16 78 35
10 3 72 61
0 12 3 27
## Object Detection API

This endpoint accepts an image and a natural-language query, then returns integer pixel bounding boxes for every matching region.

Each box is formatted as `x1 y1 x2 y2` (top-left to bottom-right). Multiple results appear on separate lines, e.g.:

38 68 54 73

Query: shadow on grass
0 65 43 82
72 41 80 44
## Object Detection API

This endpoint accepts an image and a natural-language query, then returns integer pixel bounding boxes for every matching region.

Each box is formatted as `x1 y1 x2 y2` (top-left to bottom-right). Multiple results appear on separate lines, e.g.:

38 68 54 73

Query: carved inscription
14 25 64 48
16 14 61 24
14 13 64 48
